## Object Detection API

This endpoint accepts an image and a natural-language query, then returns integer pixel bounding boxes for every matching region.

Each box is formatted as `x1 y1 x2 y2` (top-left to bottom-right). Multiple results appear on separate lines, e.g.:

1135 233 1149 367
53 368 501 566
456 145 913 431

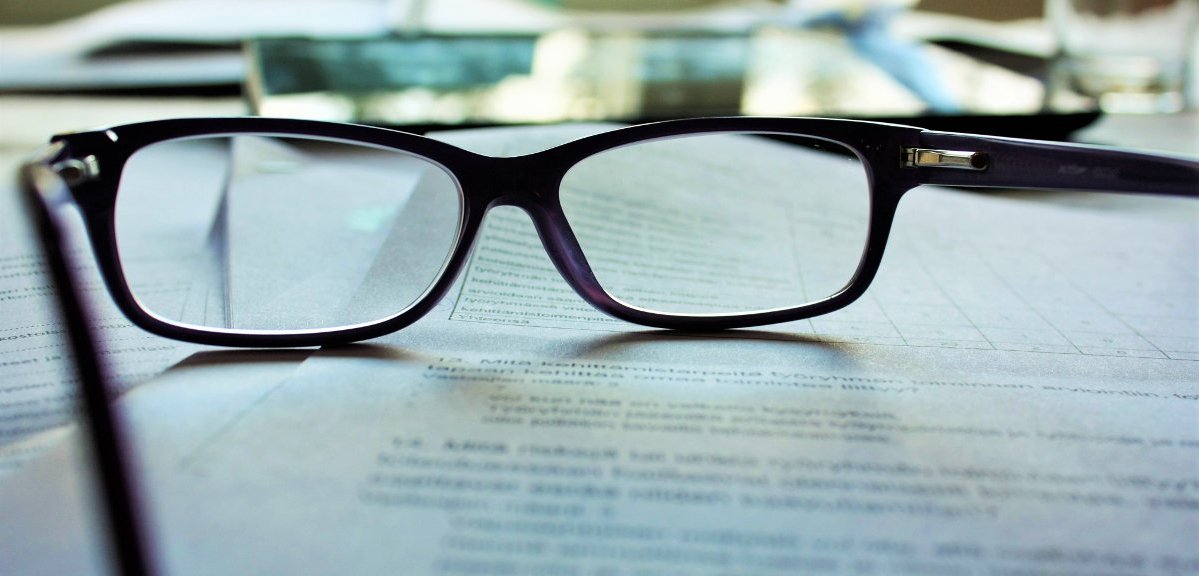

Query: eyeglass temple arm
20 148 156 576
913 131 1199 198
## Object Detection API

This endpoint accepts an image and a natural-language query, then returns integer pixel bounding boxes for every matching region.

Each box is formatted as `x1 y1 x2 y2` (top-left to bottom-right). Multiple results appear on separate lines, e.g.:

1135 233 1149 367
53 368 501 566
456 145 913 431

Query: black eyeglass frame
22 116 1199 348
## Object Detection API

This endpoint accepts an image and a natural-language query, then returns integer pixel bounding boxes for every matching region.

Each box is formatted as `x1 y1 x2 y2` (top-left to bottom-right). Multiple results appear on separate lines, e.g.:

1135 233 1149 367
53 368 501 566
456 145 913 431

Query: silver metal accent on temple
51 155 100 186
903 148 989 171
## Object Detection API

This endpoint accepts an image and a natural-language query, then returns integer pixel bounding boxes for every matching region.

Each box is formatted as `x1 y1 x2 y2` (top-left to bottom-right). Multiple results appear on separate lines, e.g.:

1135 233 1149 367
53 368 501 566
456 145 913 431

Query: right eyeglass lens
559 132 872 316
114 134 463 332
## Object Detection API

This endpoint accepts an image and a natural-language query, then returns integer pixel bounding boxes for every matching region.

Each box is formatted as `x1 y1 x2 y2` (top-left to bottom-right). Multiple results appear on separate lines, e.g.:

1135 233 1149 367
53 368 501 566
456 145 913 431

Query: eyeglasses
21 116 1198 347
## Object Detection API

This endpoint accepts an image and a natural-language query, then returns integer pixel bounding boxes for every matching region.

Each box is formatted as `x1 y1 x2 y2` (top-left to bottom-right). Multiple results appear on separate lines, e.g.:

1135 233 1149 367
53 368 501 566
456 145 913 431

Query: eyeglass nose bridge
474 153 560 209
460 153 626 319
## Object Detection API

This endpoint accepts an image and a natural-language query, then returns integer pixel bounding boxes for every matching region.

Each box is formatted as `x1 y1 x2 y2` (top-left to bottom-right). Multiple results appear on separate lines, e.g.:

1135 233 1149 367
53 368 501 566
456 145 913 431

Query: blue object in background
803 5 962 114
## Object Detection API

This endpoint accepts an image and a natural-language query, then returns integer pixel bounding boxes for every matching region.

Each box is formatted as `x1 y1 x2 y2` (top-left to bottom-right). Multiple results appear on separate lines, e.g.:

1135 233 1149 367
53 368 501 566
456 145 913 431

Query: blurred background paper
0 0 1105 133
244 30 1063 130
0 0 394 91
1 0 921 93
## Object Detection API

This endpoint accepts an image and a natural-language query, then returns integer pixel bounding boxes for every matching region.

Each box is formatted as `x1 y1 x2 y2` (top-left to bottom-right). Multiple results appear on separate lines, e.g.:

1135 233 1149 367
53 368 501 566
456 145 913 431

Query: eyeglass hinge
903 148 989 171
51 155 101 187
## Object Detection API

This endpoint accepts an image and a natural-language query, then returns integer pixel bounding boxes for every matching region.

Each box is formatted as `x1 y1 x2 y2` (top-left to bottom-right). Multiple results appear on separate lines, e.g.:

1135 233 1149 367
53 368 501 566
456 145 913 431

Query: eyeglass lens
115 135 462 331
561 133 871 315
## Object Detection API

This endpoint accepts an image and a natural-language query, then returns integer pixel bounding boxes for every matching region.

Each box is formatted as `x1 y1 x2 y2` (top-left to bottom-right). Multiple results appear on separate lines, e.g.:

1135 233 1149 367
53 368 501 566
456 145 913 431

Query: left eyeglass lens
114 134 462 331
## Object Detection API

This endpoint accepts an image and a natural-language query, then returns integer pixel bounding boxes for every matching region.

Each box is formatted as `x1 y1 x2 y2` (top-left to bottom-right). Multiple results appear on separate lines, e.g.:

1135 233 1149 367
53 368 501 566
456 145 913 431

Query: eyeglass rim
28 115 1198 347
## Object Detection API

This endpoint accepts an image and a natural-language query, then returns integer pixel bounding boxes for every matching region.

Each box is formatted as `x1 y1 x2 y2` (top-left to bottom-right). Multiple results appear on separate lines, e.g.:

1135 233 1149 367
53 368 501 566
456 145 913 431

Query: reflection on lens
559 133 870 315
115 135 461 331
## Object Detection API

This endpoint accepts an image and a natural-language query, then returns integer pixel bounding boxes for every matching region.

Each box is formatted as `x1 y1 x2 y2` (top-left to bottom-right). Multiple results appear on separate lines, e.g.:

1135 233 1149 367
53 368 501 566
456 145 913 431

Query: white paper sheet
2 123 1196 575
134 349 1196 575
0 156 199 480
0 351 311 575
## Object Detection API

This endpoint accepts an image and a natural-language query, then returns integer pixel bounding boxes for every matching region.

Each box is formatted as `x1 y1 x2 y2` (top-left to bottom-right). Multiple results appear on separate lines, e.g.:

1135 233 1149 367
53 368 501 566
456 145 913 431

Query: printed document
0 155 198 479
0 124 1195 575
